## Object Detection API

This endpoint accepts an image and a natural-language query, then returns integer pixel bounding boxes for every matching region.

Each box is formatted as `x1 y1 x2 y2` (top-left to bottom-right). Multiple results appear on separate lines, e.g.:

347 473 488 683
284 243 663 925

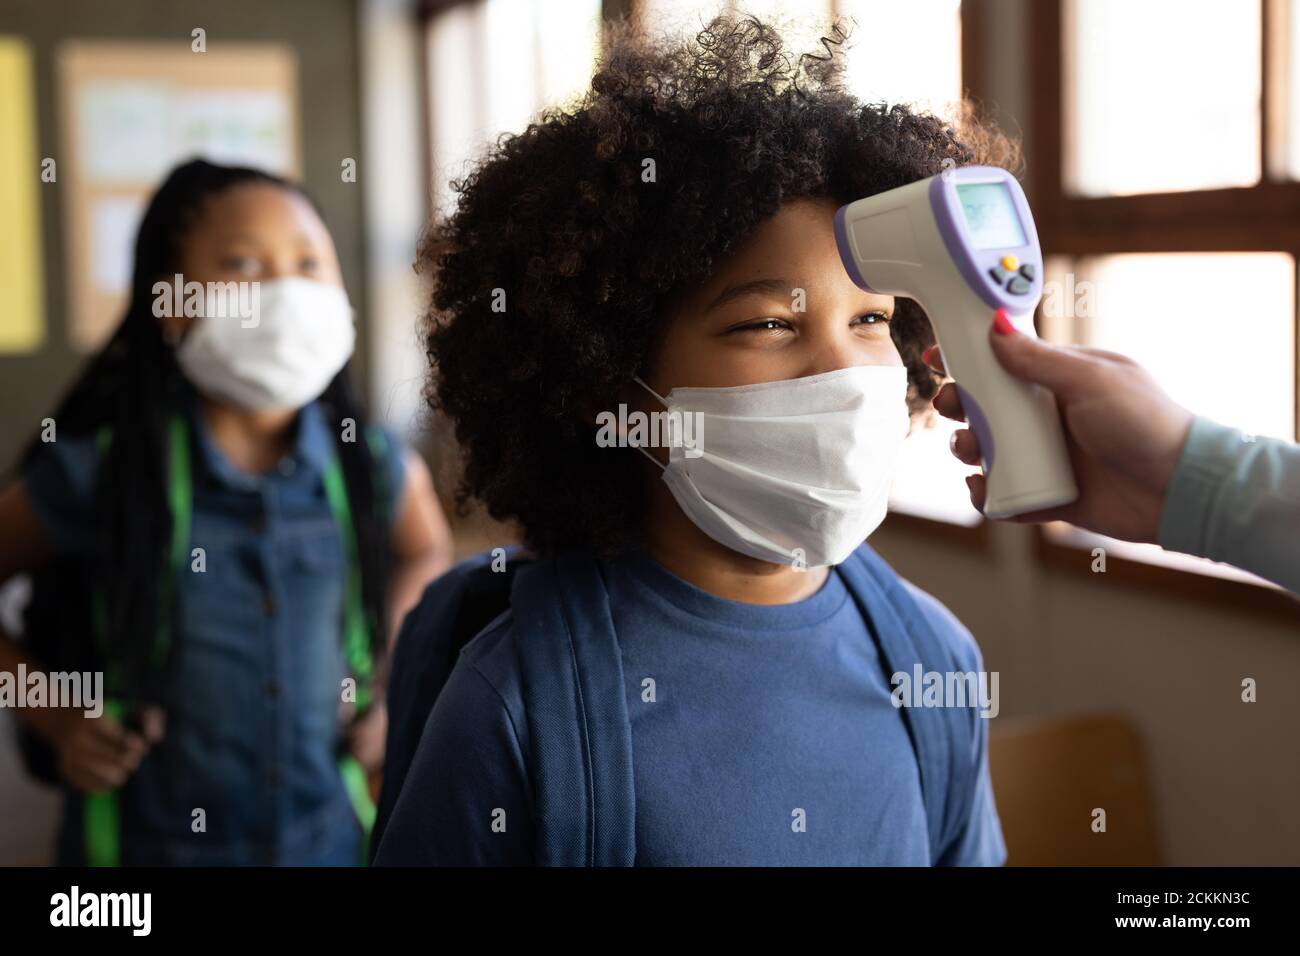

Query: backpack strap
836 545 978 865
509 552 636 866
370 547 527 859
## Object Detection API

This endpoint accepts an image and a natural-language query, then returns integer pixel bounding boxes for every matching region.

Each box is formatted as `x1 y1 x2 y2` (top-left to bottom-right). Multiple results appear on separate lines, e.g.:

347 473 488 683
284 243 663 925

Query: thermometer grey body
834 166 1078 518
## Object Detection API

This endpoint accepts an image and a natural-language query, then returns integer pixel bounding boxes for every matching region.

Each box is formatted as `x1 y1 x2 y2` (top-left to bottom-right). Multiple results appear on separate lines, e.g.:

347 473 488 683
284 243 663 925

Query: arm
386 449 454 642
1157 416 1300 594
0 480 58 744
0 479 156 790
348 448 453 772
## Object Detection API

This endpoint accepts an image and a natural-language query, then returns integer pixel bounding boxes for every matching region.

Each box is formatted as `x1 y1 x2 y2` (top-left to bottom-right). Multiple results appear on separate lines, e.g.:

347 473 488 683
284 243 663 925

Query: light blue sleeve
1157 416 1300 595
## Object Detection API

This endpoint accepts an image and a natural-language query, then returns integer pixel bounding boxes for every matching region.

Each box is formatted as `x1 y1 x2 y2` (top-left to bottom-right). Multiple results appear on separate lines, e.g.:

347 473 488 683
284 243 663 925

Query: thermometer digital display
955 183 1027 249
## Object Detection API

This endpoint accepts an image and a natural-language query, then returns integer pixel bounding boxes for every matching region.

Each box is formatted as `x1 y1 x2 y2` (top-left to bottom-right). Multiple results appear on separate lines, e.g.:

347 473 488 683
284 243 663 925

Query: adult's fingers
933 382 965 423
989 309 1106 402
949 427 981 466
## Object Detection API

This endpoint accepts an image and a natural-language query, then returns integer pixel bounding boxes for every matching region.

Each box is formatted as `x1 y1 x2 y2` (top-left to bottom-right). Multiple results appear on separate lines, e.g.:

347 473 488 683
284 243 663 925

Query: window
426 0 602 213
891 409 982 527
1065 0 1260 196
1041 253 1295 585
838 0 962 115
1030 0 1300 599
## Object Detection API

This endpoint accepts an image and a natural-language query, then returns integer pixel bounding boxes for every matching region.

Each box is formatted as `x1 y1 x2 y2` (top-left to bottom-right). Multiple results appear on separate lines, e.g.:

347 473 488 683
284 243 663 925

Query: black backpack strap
509 552 636 866
371 547 527 859
446 561 522 671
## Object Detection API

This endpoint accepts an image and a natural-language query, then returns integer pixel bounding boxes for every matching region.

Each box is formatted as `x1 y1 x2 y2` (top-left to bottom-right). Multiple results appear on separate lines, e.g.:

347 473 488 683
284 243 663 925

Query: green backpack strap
84 415 191 866
338 752 377 861
322 429 401 859
82 699 125 867
320 458 375 713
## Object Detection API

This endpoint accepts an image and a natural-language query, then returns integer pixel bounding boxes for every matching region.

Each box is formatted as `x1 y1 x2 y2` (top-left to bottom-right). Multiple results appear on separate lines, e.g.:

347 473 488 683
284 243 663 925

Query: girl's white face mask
175 276 356 411
636 365 910 568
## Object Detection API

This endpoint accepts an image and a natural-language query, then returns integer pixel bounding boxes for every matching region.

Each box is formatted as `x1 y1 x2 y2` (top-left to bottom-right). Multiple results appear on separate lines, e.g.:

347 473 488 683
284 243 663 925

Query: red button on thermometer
834 166 1078 517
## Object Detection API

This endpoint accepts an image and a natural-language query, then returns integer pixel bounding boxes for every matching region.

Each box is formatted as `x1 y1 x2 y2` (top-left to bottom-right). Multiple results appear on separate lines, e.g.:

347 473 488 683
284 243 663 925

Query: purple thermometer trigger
955 384 995 471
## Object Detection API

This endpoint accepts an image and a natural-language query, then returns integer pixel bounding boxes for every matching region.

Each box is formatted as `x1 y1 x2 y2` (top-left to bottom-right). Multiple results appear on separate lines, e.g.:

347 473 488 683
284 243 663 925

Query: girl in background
0 159 450 865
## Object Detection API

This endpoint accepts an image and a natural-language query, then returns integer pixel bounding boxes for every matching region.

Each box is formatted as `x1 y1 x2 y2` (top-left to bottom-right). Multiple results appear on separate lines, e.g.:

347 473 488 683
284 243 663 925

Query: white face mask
174 276 356 411
636 365 910 568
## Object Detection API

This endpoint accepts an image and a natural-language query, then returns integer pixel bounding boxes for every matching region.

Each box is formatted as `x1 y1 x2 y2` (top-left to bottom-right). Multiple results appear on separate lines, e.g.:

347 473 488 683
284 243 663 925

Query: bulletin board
57 41 301 351
0 36 45 354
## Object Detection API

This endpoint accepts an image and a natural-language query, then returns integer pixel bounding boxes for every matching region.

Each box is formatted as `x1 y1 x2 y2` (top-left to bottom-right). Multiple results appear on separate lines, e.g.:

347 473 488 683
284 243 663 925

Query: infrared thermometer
834 165 1077 518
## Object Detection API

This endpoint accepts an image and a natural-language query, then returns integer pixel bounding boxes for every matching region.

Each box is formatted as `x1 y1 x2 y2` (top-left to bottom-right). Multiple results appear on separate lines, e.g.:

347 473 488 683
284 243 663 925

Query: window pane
638 1 836 53
889 409 983 526
1048 253 1295 441
1042 252 1295 586
637 0 730 32
428 0 602 212
839 0 962 114
1065 0 1260 196
536 0 602 108
638 1 958 114
428 3 484 212
1285 0 1300 178
736 0 836 53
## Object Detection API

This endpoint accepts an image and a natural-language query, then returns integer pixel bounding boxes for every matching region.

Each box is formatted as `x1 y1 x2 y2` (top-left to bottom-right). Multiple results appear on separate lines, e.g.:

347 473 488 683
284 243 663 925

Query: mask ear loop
633 376 668 407
630 376 669 472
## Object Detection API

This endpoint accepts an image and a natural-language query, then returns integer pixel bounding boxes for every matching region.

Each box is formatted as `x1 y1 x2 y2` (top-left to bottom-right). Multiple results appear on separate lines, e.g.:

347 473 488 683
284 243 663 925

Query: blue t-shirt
375 550 1006 866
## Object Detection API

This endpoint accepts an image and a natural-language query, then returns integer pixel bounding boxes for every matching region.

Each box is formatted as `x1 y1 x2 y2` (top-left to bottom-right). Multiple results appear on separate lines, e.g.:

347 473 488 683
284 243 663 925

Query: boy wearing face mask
0 160 451 865
374 16 1008 867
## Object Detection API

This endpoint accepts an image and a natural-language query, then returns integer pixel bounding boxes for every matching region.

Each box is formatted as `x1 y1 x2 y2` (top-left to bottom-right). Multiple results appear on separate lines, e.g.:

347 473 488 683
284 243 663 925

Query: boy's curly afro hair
422 13 1019 557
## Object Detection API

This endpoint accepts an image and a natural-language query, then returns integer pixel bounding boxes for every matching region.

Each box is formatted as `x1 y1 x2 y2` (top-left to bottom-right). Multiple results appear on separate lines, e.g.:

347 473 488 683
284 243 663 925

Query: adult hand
928 309 1195 544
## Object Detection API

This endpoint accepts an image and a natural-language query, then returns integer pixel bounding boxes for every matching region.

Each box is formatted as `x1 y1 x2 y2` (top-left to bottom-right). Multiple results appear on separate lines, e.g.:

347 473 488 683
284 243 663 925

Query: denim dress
22 397 405 865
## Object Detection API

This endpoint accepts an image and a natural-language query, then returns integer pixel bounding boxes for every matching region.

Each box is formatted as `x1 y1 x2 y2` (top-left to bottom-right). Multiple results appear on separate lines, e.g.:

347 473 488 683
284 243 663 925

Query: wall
0 0 369 474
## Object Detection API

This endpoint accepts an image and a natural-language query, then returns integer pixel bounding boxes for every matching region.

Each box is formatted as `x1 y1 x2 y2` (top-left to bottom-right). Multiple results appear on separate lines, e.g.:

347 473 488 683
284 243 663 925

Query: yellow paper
0 37 45 353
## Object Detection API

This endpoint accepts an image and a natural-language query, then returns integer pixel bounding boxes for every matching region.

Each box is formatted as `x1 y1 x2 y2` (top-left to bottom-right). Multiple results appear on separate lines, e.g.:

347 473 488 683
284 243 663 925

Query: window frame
1026 0 1300 619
